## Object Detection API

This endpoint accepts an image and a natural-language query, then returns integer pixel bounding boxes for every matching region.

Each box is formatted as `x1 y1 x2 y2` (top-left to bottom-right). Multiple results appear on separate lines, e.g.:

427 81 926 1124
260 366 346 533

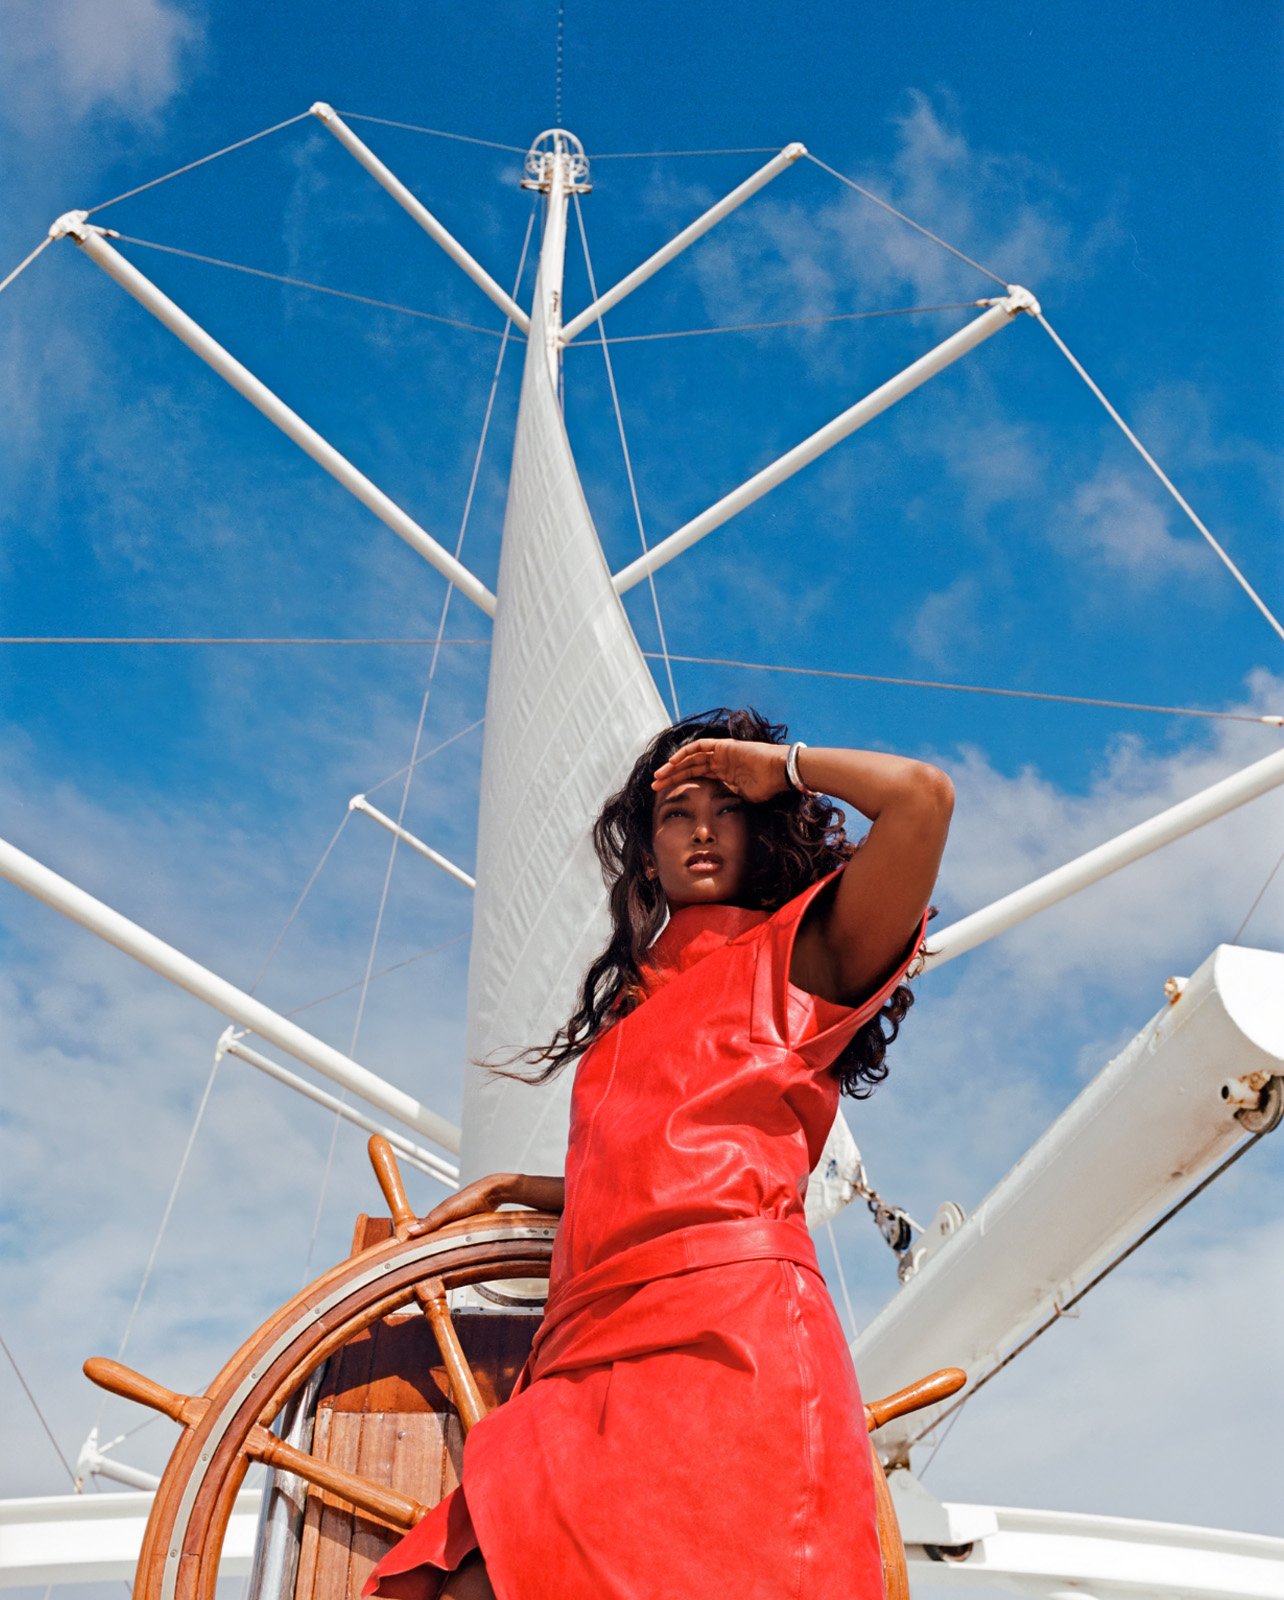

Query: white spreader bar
51 214 497 618
925 743 1284 969
0 831 461 1152
560 143 807 344
310 104 530 335
349 794 477 888
613 290 1035 595
217 1028 460 1187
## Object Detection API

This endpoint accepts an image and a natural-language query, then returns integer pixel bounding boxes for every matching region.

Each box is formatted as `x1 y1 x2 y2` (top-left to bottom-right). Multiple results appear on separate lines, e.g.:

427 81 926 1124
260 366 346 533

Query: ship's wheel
86 1137 963 1600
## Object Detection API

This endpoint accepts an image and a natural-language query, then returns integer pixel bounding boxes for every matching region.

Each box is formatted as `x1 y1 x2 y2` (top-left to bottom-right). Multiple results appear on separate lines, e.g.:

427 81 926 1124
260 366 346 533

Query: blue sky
1 0 1282 1589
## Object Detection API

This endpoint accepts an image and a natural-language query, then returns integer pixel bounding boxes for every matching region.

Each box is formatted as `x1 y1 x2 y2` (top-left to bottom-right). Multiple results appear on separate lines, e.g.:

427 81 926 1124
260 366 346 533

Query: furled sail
459 260 667 1182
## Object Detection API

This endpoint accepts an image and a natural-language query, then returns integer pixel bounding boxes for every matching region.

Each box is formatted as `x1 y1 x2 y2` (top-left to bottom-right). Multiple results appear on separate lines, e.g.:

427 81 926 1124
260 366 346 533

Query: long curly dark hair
504 707 920 1098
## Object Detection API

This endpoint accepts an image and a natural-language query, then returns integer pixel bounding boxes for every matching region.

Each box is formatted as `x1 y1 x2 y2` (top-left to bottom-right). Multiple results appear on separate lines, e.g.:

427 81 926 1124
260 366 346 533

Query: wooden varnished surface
295 1214 542 1598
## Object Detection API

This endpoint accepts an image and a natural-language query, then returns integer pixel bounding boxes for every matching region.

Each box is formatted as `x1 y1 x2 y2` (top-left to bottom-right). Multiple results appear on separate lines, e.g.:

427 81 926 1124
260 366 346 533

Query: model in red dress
366 710 953 1600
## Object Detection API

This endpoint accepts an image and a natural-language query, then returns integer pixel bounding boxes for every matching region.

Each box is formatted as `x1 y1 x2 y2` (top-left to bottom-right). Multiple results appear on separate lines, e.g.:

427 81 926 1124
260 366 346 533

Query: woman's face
649 775 750 908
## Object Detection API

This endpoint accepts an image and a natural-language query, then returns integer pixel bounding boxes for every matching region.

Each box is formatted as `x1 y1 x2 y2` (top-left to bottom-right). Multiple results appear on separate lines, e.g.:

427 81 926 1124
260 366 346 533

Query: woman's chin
667 874 737 907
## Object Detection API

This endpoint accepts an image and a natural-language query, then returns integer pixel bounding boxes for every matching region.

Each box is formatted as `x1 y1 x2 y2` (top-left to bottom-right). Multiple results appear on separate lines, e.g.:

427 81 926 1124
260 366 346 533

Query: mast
456 132 667 1183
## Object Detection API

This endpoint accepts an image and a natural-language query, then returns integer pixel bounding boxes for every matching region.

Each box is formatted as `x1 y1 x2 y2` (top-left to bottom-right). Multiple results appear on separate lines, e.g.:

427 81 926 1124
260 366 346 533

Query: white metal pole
311 104 531 335
856 941 1284 1460
52 214 497 617
560 143 806 344
218 1031 459 1186
0 832 462 1152
537 137 572 388
349 796 476 888
76 1433 161 1492
613 293 1031 595
925 744 1284 969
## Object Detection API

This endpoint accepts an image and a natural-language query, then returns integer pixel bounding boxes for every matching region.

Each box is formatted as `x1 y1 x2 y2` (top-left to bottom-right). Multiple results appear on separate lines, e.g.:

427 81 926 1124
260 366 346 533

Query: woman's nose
692 814 715 841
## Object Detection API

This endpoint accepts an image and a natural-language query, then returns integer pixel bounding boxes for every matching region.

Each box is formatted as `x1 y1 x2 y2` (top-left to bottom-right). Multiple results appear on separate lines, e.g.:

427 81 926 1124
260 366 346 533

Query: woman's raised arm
651 738 952 1005
785 746 952 1003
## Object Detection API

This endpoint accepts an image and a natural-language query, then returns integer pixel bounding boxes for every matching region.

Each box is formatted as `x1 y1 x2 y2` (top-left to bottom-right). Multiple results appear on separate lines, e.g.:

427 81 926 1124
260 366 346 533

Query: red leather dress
366 871 925 1600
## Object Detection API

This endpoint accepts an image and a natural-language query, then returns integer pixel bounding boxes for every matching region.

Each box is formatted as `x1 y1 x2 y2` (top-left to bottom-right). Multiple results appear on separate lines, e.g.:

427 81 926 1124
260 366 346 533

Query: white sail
458 220 668 1183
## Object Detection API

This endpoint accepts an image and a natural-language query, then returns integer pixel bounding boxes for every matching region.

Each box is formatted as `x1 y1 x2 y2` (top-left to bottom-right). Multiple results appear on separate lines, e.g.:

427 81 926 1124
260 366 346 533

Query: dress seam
781 1259 818 1600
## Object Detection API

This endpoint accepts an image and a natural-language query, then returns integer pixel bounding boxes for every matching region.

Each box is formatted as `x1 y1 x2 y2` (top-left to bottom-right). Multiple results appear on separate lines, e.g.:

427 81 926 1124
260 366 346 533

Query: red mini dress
366 871 925 1600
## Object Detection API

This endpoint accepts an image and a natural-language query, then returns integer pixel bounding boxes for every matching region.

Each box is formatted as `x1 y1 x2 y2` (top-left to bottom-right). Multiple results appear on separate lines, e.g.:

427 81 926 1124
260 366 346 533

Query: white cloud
687 91 1109 336
1065 463 1206 585
900 574 986 671
0 0 203 131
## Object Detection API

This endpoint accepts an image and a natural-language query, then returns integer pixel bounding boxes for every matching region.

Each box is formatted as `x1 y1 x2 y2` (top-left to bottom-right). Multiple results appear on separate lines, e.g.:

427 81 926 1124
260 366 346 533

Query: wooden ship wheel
86 1136 964 1600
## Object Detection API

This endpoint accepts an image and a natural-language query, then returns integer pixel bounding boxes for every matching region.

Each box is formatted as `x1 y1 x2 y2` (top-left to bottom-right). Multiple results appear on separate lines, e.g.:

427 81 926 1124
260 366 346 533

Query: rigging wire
365 718 487 799
1231 845 1284 944
823 1219 860 1342
1 1330 78 1486
806 152 1009 289
247 812 353 995
282 933 470 1019
643 651 1284 727
93 1049 225 1436
565 301 988 345
1036 312 1284 650
0 234 54 297
592 146 781 160
572 192 679 717
7 635 1272 728
337 111 527 156
554 0 566 127
108 234 511 338
86 111 313 215
301 202 535 1274
0 636 491 646
908 1126 1272 1463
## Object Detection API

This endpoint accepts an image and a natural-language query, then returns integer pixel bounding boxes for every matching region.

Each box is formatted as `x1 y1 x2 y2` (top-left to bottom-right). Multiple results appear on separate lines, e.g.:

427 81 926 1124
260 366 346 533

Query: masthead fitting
522 129 591 194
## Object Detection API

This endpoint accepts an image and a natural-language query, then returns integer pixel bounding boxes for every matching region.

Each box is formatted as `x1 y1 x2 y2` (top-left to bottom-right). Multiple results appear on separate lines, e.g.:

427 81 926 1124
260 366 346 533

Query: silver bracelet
784 741 812 795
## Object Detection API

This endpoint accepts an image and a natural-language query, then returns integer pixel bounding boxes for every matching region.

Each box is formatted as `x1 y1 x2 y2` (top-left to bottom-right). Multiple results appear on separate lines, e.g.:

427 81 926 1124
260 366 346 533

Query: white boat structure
1 109 1282 1598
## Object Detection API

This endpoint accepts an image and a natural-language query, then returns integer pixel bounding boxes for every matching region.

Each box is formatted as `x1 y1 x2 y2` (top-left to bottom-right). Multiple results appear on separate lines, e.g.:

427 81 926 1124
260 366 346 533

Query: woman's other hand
410 1172 565 1236
652 738 788 804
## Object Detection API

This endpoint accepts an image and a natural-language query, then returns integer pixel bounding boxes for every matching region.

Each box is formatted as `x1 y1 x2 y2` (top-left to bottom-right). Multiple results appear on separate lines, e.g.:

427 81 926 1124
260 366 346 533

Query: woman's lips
685 853 723 872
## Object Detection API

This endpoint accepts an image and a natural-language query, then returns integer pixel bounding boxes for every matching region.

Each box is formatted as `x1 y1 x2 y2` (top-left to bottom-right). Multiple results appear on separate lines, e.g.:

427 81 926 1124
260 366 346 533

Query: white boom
559 143 806 343
310 103 531 333
925 744 1284 968
0 833 461 1151
349 794 477 889
612 290 1033 594
50 214 497 617
218 1030 460 1186
854 942 1284 1457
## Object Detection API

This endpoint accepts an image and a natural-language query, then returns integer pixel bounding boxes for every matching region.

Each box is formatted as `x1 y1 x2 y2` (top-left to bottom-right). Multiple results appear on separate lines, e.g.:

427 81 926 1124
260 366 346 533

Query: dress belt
532 1215 820 1362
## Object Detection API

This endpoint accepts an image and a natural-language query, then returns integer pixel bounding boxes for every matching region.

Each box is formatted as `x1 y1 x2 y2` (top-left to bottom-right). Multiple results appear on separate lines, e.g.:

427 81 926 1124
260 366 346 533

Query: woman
366 708 953 1600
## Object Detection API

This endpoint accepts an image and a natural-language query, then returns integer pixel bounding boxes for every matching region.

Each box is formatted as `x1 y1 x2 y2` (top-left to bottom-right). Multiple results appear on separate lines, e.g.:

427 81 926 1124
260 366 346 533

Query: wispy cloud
685 91 1113 334
0 0 204 133
1064 463 1207 584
